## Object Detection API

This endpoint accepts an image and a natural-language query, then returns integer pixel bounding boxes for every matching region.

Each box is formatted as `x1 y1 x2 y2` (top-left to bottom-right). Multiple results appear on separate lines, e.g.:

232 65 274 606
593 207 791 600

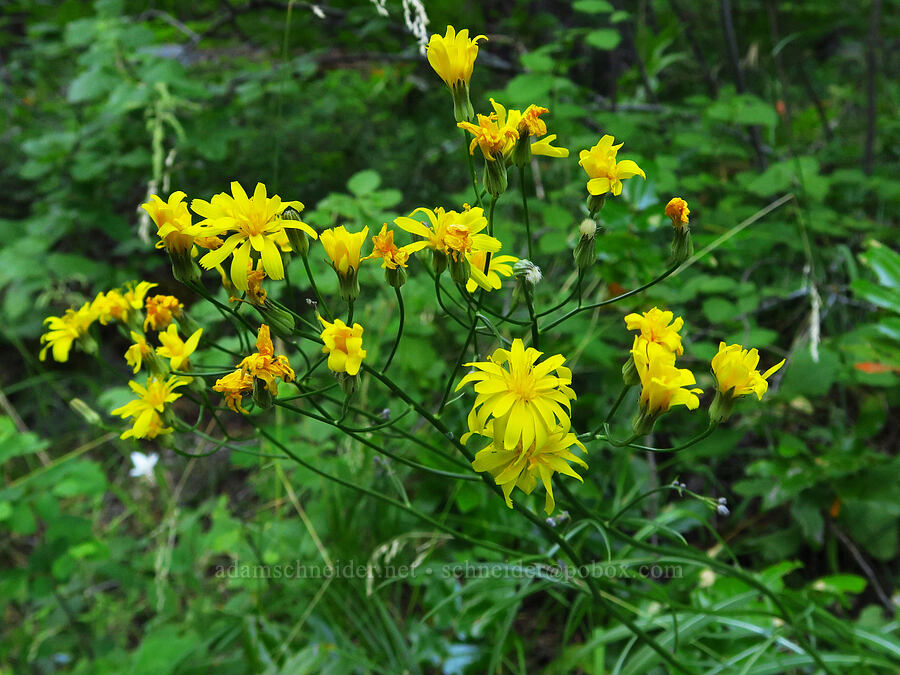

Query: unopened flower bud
513 260 542 286
621 354 640 386
385 265 407 289
70 398 102 426
255 301 296 340
574 219 598 270
283 207 311 257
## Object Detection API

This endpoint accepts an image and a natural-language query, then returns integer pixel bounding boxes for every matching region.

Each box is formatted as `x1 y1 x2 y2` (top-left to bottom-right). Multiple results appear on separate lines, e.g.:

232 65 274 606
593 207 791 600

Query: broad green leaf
573 0 614 13
585 29 621 51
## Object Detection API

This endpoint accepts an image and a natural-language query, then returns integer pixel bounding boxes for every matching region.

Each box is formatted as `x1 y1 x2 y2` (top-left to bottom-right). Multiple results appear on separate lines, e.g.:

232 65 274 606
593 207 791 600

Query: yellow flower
443 218 501 264
458 111 519 161
518 105 549 137
189 182 317 291
457 339 577 451
144 294 184 331
632 341 702 430
624 307 685 355
318 316 366 376
665 197 690 230
111 375 191 440
578 135 646 196
395 205 486 255
471 419 587 514
213 369 254 414
39 303 97 362
155 324 202 371
465 252 518 292
238 324 295 393
711 342 785 401
92 282 157 326
319 225 369 276
141 192 194 253
124 331 154 374
426 26 486 88
362 224 428 270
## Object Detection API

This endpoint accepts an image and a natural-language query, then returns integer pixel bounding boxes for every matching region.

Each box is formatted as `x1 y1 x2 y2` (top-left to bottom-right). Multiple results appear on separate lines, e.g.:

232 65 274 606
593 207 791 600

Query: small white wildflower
129 451 158 481
716 504 730 517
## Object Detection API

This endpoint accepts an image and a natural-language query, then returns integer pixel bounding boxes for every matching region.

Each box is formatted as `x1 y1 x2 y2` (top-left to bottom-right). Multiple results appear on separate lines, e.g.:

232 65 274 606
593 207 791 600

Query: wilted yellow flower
457 339 577 451
458 111 519 162
711 342 785 404
189 182 317 291
624 307 685 355
124 331 154 374
362 224 427 270
494 99 569 160
427 25 486 88
39 303 97 362
465 252 517 292
632 341 701 433
156 324 202 371
665 197 690 230
471 419 587 514
213 369 254 414
111 375 191 440
92 282 156 326
141 192 194 253
579 135 646 197
318 316 366 376
238 324 295 393
144 294 184 331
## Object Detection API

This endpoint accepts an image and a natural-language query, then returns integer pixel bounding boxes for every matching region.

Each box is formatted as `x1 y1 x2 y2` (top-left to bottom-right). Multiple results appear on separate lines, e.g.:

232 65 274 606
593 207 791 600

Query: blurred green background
2 0 899 672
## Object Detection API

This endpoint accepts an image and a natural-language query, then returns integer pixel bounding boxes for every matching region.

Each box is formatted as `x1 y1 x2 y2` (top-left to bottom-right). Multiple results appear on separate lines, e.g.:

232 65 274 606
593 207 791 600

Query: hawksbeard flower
579 135 646 197
709 342 785 421
155 324 202 371
320 225 369 301
632 341 702 434
238 324 295 393
111 375 191 440
92 282 156 326
624 307 685 356
188 182 317 291
318 316 367 376
144 295 184 331
141 192 194 254
457 339 577 451
395 205 486 256
213 369 254 414
125 331 154 374
426 25 487 122
39 302 97 362
458 110 519 162
466 252 518 292
471 419 587 514
362 224 427 270
665 197 690 231
666 197 693 265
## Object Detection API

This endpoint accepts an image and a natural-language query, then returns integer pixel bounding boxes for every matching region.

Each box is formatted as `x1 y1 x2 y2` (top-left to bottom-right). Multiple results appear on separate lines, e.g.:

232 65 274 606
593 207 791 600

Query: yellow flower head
213 369 254 414
632 340 702 418
666 197 690 230
92 282 157 326
189 182 317 291
465 252 518 293
443 217 501 264
39 302 97 363
426 25 486 88
471 420 587 514
319 225 369 277
318 316 367 376
111 375 191 440
624 307 685 355
489 99 569 159
238 324 295 393
362 224 428 270
124 331 153 374
395 205 487 255
711 342 785 401
518 105 549 137
578 135 646 196
156 324 202 372
457 339 577 451
144 294 184 331
141 192 194 253
458 111 519 161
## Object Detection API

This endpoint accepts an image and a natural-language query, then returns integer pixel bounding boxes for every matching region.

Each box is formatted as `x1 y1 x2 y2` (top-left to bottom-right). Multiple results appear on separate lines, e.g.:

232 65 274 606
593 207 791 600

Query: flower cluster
456 339 585 514
213 325 295 413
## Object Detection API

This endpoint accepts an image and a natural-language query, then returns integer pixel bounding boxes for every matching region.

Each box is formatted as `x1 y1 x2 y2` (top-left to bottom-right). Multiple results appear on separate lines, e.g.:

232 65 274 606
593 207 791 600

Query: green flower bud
621 355 640 386
385 265 408 288
283 207 311 257
69 398 102 426
255 301 296 339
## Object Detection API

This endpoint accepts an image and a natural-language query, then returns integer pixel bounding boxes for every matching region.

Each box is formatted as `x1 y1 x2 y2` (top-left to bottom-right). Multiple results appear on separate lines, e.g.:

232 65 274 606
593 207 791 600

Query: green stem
542 265 679 332
346 298 354 324
518 165 533 260
536 268 583 318
583 422 719 453
462 127 483 209
301 252 331 319
523 283 539 349
382 287 404 374
438 318 477 414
